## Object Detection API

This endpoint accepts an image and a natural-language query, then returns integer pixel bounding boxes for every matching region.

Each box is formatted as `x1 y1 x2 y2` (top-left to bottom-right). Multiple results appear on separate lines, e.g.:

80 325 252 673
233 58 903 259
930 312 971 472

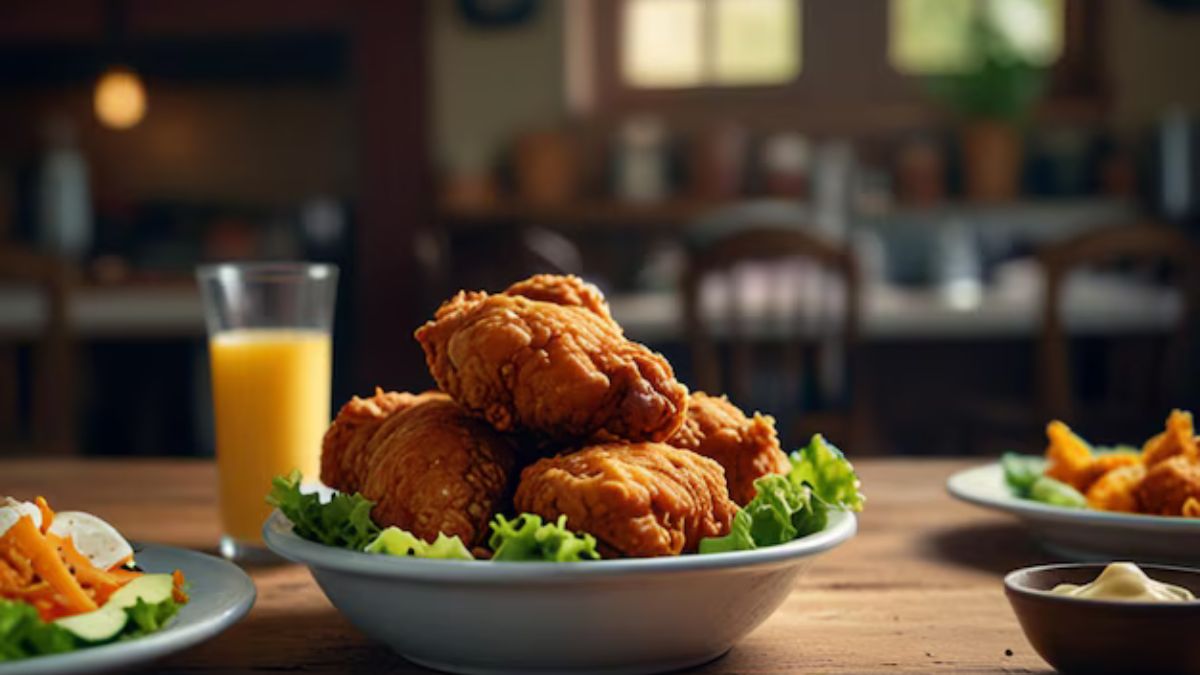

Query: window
620 0 801 89
890 0 1065 74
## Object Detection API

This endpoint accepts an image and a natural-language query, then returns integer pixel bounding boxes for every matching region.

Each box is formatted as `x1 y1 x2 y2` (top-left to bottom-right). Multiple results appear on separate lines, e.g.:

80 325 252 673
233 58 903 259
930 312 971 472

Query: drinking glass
197 263 338 560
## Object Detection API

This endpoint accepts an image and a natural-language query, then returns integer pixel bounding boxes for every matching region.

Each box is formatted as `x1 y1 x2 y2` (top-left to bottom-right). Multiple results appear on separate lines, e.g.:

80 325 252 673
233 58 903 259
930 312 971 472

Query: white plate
264 508 856 675
1 544 256 675
947 463 1200 563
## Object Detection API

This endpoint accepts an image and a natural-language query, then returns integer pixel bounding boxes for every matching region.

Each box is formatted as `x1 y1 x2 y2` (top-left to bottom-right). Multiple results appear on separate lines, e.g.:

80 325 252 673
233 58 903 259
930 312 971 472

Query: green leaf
1029 476 1087 509
488 514 600 562
122 598 181 639
267 471 381 551
1001 452 1046 498
364 528 474 561
699 434 863 554
0 600 77 661
788 435 866 512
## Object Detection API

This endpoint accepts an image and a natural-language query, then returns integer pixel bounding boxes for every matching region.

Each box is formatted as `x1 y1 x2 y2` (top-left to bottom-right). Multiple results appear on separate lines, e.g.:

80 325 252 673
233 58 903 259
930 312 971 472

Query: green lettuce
1001 452 1046 497
122 597 182 640
0 600 76 661
0 596 184 662
699 434 864 554
267 471 380 550
1029 476 1087 509
488 514 600 562
365 528 473 560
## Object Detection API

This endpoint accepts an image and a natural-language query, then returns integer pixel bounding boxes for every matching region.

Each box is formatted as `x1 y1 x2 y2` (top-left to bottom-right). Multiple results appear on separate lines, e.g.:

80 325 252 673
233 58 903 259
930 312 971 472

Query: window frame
588 0 1104 128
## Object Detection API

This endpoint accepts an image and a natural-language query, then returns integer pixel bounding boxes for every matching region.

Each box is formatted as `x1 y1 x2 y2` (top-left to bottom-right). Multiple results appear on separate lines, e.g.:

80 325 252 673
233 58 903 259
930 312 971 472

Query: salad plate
947 463 1200 563
264 508 856 675
0 544 256 675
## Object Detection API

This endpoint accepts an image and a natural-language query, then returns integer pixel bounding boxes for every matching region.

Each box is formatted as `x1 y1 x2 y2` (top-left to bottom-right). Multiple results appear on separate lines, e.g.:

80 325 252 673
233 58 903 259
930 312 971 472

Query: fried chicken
414 277 688 443
667 392 790 505
1136 454 1200 516
504 274 613 322
320 390 517 547
513 443 736 557
1141 409 1198 467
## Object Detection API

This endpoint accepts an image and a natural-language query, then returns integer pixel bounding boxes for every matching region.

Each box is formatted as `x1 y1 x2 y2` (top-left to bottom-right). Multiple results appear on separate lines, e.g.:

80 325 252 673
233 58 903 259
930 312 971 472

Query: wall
1105 1 1200 135
428 0 566 176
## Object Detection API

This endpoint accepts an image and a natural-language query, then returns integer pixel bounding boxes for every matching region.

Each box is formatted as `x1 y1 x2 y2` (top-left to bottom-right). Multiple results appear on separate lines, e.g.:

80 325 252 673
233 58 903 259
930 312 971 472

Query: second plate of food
948 462 1200 563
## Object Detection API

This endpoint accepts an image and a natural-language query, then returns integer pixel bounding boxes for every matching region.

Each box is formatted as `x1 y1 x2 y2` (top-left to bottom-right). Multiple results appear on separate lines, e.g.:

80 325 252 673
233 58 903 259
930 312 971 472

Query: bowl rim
262 508 857 582
1004 562 1200 609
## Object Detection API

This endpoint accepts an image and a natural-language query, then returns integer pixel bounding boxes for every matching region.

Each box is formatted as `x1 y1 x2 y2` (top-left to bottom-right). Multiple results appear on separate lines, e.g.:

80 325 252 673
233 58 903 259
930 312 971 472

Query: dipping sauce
1050 562 1195 602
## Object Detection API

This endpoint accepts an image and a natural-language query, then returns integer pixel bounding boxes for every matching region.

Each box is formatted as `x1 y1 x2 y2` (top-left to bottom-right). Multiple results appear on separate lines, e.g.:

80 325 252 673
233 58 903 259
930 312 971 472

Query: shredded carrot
1 516 97 615
171 569 189 604
34 496 54 534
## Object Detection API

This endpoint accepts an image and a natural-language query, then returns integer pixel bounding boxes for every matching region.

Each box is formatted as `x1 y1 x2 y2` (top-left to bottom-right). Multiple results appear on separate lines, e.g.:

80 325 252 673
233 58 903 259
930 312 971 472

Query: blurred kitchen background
2 0 1199 458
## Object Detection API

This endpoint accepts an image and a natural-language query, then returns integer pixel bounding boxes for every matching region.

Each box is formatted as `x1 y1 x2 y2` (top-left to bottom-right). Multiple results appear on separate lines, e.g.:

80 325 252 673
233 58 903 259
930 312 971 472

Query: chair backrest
683 227 860 444
0 245 76 455
1037 223 1200 423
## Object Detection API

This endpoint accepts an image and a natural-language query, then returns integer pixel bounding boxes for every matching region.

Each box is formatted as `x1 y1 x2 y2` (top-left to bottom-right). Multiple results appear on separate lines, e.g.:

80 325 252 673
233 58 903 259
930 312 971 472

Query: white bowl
263 509 856 675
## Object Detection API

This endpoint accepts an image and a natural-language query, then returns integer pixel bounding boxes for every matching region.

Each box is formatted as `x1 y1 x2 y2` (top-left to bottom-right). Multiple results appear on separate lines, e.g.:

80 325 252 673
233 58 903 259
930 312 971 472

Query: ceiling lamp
94 66 146 130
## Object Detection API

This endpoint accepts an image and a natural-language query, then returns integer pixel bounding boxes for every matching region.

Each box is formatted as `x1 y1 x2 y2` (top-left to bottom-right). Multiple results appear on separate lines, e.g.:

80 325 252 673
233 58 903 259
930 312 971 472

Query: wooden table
2 458 1056 674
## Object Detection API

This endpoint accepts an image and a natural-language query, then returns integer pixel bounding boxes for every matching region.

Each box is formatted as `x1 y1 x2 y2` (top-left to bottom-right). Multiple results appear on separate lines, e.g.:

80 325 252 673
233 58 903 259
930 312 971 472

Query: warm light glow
94 67 147 130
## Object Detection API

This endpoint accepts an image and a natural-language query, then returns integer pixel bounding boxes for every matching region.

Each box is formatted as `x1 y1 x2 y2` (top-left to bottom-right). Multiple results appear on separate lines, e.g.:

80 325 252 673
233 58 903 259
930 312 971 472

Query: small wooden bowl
1004 563 1200 675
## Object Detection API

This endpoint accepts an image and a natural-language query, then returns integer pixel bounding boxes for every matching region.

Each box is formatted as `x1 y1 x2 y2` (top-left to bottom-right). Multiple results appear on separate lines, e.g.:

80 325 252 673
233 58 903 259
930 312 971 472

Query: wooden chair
1037 223 1200 428
682 227 870 453
0 246 76 455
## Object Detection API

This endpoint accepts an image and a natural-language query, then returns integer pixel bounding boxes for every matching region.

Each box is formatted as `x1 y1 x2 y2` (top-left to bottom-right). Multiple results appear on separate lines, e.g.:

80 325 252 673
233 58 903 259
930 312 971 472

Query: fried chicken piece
504 274 612 322
1140 409 1198 467
513 443 736 557
320 389 435 489
667 392 790 505
1043 421 1139 493
1085 463 1146 513
1135 455 1200 516
415 278 688 442
1184 497 1200 518
320 390 517 547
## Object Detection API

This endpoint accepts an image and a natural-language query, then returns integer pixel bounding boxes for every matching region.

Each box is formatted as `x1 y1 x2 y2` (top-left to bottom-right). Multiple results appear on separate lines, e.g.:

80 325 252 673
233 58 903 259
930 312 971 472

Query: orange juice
209 329 331 543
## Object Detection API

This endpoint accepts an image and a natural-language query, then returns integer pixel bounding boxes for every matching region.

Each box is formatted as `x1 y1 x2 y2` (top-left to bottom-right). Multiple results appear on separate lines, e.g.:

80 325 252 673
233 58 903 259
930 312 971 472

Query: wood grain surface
2 459 1057 674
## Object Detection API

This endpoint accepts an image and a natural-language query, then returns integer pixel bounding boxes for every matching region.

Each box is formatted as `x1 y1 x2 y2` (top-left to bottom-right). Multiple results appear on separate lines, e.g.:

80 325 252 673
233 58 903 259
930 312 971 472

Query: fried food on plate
667 392 790 505
513 443 736 557
321 390 517 547
414 279 688 442
1141 409 1198 467
1085 463 1145 513
504 274 612 322
1136 455 1200 516
1043 421 1138 493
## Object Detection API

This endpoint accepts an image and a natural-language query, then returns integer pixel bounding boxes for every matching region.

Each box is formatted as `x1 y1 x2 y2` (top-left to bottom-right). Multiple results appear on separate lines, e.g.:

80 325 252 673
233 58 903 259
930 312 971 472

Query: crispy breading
320 391 517 547
1184 497 1200 518
1136 455 1200 516
504 274 613 322
414 278 688 442
1085 463 1146 513
667 392 790 505
513 443 736 557
1141 409 1198 467
1044 421 1100 492
320 389 438 489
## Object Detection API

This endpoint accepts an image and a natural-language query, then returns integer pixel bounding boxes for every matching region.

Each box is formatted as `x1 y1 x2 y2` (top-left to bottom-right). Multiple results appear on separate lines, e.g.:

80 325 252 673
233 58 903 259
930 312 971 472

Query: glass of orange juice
197 262 338 560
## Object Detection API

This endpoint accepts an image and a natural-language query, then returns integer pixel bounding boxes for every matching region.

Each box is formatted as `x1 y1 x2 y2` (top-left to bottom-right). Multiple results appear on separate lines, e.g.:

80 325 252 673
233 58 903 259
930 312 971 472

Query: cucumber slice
55 574 175 643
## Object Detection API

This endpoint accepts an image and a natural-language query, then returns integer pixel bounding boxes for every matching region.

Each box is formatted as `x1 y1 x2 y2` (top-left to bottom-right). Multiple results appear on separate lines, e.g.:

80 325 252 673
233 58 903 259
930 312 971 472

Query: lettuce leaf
488 514 600 562
0 596 183 661
364 528 473 560
787 434 866 511
266 471 380 551
0 600 76 661
1002 452 1046 497
1029 476 1087 509
699 434 864 554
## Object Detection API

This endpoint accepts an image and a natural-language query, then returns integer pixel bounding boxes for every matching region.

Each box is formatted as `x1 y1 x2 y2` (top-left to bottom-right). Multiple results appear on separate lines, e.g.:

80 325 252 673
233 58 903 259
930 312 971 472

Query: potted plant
926 18 1048 203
